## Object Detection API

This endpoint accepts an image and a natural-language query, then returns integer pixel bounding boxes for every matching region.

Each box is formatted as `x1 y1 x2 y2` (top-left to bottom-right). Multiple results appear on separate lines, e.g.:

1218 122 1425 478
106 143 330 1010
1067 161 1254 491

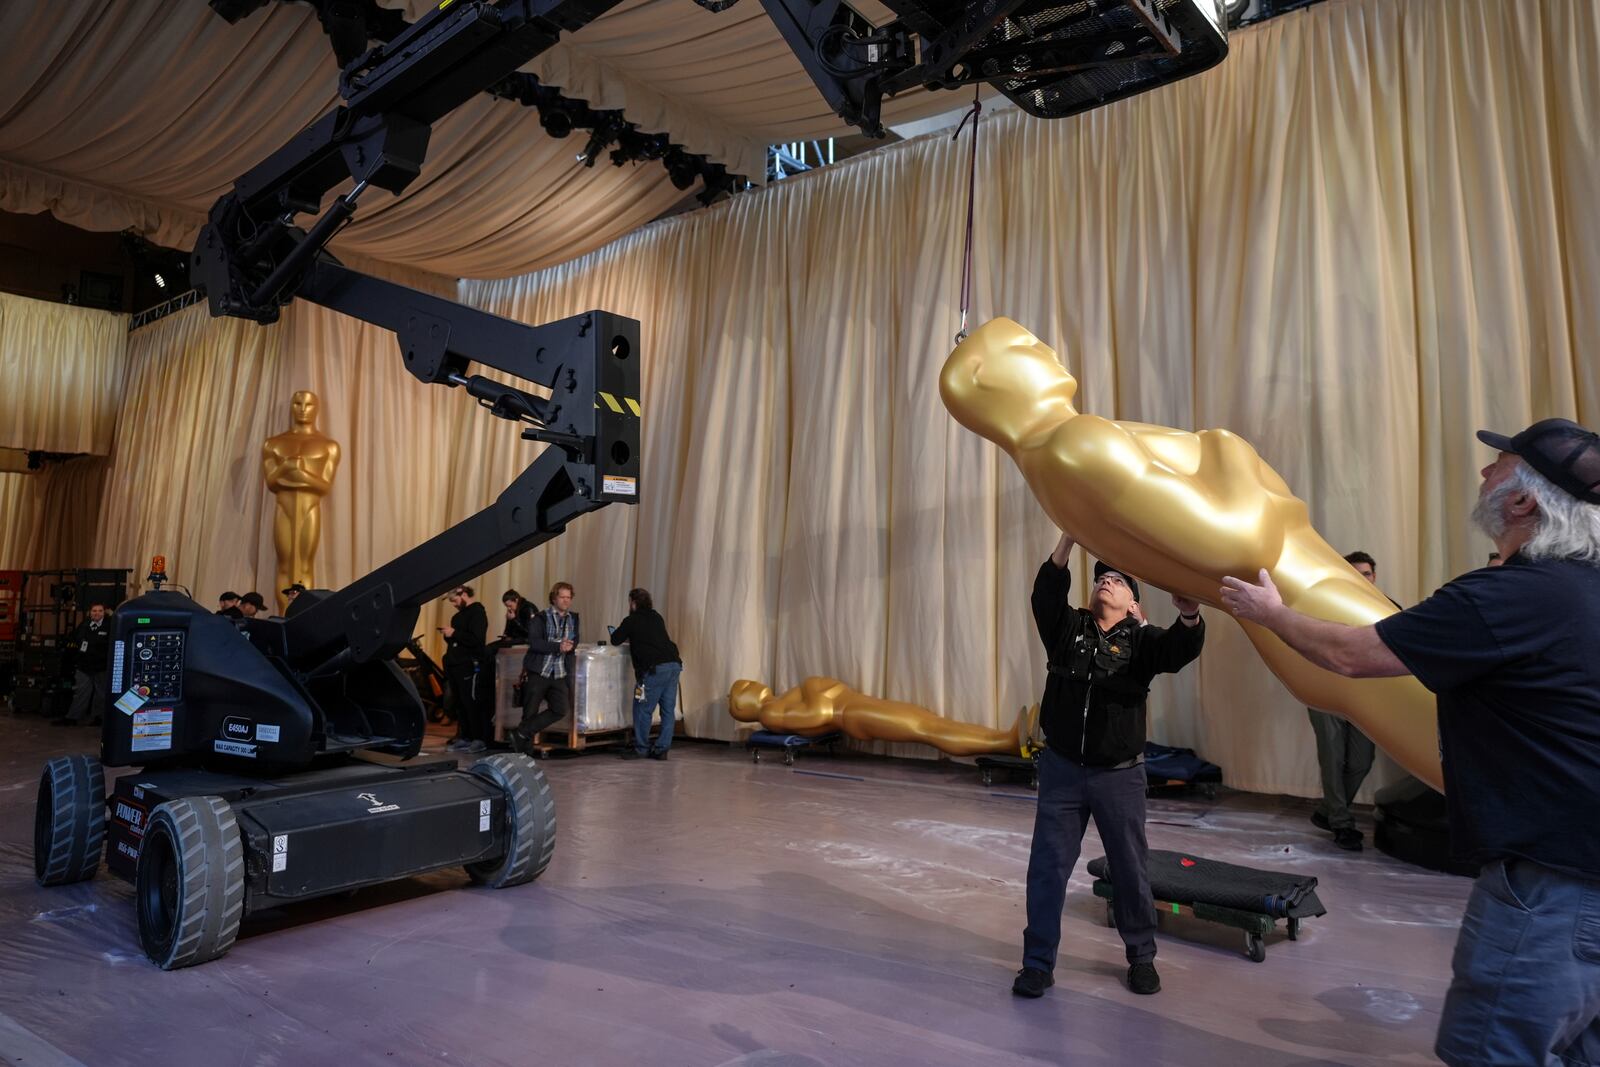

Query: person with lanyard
59 602 112 727
509 582 579 754
606 587 683 761
1221 418 1600 1065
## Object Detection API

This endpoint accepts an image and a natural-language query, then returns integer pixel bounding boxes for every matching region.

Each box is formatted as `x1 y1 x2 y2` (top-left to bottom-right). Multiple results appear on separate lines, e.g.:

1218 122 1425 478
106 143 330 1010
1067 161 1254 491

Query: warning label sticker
130 708 174 752
272 834 287 873
214 739 257 758
603 475 637 496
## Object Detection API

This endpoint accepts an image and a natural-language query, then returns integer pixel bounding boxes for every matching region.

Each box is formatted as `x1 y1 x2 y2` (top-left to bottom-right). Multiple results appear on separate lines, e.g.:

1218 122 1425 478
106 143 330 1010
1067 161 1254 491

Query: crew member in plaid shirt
509 581 580 753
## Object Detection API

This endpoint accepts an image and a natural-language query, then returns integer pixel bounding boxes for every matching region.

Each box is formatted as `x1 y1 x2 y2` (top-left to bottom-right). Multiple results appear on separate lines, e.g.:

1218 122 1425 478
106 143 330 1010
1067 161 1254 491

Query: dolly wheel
1245 931 1266 963
136 797 245 970
466 754 557 889
34 755 106 886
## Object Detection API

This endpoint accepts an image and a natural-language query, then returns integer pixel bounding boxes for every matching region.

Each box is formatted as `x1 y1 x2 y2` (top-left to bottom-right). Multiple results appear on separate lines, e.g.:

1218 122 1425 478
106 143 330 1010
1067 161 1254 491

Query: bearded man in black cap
1013 530 1206 1000
1222 418 1600 1066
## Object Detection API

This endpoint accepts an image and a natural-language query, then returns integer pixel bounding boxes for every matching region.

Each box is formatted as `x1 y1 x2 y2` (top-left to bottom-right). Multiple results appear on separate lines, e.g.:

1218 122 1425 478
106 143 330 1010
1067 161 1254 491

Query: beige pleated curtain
2 0 1595 797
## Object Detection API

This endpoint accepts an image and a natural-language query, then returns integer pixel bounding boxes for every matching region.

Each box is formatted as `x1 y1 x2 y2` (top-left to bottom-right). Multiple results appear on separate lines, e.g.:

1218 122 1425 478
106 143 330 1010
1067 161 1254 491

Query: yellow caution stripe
594 392 642 416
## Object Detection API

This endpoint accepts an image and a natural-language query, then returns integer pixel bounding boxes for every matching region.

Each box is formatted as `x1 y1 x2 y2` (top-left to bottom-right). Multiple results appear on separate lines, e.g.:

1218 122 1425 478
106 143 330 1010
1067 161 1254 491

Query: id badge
634 683 646 703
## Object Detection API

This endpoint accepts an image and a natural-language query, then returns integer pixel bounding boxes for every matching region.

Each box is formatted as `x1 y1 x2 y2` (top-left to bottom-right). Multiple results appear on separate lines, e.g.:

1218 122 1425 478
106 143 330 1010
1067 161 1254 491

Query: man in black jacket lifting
1013 530 1205 999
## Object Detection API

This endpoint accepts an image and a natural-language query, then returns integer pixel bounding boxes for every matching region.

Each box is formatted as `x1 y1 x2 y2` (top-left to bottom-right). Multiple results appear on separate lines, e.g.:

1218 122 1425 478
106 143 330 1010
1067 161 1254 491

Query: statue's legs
273 505 295 612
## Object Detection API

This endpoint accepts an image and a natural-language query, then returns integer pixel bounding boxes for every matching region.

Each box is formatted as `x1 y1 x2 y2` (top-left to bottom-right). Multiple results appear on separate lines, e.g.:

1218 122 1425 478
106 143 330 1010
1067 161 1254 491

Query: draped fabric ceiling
0 0 977 278
3 0 1598 799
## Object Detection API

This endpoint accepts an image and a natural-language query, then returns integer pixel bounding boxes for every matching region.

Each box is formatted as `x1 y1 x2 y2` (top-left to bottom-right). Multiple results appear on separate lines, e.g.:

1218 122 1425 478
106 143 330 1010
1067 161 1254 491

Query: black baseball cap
219 591 240 601
1477 418 1600 505
240 592 266 609
1093 561 1140 602
282 583 307 596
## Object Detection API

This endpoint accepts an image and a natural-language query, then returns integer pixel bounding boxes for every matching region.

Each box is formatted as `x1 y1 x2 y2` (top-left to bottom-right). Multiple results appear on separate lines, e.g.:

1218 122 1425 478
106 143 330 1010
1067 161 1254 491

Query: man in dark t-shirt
1221 418 1600 1066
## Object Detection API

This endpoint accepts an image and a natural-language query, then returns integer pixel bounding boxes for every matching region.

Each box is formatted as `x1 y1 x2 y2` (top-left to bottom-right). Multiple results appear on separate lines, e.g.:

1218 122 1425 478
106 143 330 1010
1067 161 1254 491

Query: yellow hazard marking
439 0 456 9
592 393 641 416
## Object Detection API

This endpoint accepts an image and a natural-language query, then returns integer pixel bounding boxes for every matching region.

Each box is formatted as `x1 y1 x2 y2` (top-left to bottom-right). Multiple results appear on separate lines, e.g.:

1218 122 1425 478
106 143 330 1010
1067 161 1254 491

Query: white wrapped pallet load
572 643 631 732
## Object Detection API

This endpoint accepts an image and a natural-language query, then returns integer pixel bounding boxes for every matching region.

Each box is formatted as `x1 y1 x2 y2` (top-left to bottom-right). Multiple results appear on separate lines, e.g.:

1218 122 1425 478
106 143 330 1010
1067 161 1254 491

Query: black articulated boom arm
193 0 641 678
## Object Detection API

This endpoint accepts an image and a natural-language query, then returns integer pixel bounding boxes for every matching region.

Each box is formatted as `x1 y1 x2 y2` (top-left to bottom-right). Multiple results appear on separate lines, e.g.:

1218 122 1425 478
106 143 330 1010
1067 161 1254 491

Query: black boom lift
33 0 1227 969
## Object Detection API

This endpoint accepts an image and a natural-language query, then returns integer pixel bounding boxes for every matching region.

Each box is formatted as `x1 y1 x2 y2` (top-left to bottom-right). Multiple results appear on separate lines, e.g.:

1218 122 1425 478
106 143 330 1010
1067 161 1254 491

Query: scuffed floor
0 715 1466 1066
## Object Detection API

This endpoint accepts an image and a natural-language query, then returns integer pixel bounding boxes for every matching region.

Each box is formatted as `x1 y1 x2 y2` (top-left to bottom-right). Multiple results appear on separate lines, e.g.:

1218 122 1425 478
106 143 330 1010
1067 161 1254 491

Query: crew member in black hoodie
1013 530 1205 1000
607 588 682 761
441 585 489 754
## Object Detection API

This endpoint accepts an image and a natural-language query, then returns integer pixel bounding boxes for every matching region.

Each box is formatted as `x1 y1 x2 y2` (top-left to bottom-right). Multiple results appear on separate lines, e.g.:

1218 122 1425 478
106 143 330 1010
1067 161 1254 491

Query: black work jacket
1032 559 1205 765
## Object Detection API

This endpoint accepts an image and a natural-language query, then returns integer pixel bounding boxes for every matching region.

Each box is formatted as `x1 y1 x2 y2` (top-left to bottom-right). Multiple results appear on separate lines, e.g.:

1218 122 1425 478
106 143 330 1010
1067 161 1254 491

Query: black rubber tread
34 755 106 886
465 754 557 889
136 796 245 970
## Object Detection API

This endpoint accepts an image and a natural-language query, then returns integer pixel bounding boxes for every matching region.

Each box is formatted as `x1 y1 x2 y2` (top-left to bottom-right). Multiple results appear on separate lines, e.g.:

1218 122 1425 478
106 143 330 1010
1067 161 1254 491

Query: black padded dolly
746 730 843 766
974 753 1038 788
1088 849 1326 962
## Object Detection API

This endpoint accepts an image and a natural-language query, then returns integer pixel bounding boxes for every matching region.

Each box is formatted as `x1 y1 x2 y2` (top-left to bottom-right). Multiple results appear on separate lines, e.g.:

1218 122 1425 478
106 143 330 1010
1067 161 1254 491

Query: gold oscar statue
262 390 340 615
728 677 1035 757
939 317 1442 791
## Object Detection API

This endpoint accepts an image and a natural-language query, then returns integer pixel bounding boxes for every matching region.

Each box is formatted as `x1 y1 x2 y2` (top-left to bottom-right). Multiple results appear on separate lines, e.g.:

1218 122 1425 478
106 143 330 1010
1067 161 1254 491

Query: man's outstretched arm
1220 570 1409 679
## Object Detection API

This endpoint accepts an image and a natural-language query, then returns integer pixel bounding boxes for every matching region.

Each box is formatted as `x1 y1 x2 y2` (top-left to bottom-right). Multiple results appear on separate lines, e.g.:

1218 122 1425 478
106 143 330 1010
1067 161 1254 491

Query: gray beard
1471 480 1516 541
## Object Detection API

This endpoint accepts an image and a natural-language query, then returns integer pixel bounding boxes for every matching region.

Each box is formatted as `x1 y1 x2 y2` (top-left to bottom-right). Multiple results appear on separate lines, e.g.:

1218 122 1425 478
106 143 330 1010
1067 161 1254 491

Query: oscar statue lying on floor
728 677 1036 758
939 316 1442 791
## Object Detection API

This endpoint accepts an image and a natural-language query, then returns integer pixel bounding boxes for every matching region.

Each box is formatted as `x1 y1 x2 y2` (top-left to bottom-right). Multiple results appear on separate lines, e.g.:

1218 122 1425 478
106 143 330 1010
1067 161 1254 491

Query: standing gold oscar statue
939 317 1442 791
728 677 1037 757
262 390 340 615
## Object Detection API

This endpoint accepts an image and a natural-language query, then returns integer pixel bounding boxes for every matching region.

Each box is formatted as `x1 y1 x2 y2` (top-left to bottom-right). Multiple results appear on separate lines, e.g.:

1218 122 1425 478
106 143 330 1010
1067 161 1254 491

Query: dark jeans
1436 858 1600 1066
632 662 682 754
1307 707 1375 830
1023 747 1156 971
444 662 486 741
518 672 570 739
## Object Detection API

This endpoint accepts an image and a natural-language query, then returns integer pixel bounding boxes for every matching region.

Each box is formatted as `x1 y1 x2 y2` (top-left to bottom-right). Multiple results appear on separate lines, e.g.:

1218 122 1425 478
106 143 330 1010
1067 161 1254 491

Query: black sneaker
1310 810 1331 831
1334 827 1364 851
1127 962 1161 995
619 749 644 760
648 749 669 761
1011 967 1053 998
